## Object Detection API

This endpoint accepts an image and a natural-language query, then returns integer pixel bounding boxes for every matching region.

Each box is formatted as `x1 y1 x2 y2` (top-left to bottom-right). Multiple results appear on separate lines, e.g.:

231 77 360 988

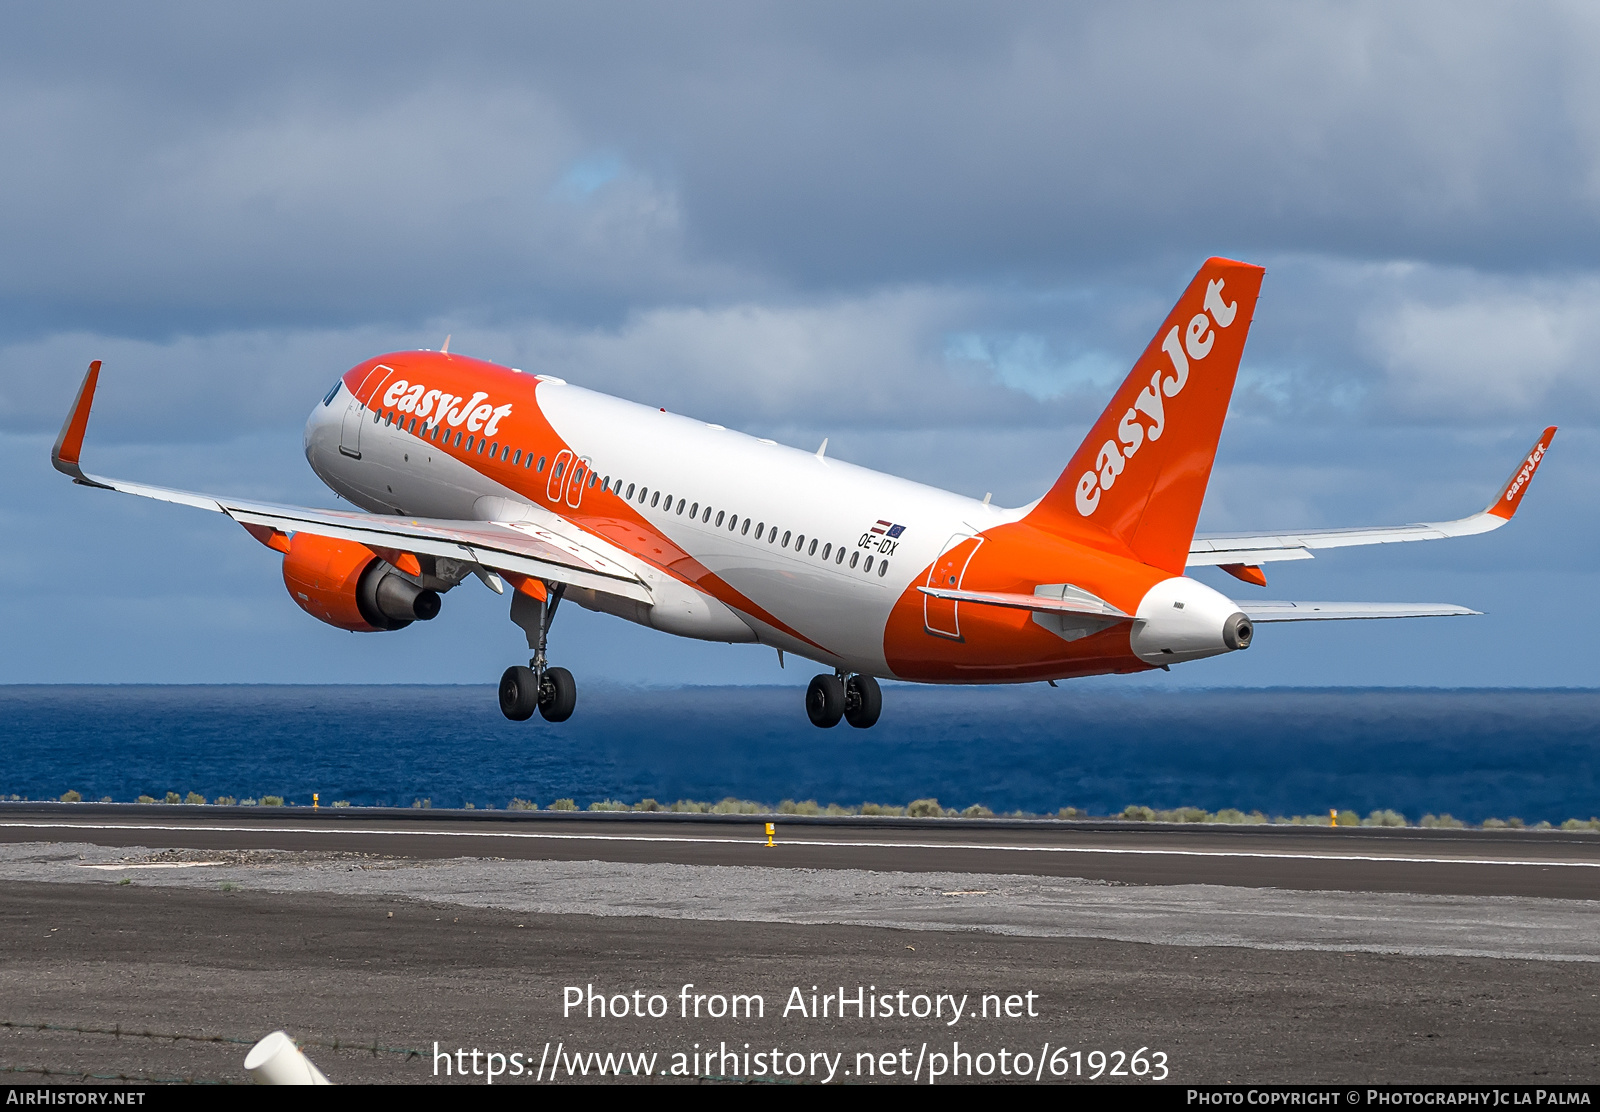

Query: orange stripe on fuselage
341 352 834 655
883 520 1165 683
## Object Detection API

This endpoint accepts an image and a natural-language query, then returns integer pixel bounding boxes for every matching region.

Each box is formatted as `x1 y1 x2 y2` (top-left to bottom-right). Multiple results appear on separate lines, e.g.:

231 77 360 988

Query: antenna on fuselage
815 438 828 459
441 334 452 355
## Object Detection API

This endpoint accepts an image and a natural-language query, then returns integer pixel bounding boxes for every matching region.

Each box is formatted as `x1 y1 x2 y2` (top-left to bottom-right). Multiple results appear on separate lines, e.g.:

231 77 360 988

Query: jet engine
281 532 441 632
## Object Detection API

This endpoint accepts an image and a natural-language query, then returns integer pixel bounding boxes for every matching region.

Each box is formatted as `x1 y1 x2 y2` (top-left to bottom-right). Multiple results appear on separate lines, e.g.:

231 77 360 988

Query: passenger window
651 491 661 508
715 511 725 527
478 438 487 454
513 449 522 465
808 539 818 556
729 515 738 532
525 452 534 468
755 523 764 540
702 506 711 523
768 529 777 544
782 531 791 547
676 498 686 514
835 546 845 564
850 551 859 568
454 431 463 447
864 555 874 573
878 561 888 577
742 519 751 536
589 472 599 488
689 502 699 518
537 455 547 472
626 483 636 499
466 435 475 452
821 543 831 560
795 534 805 550
555 461 565 479
489 442 497 456
372 408 380 424
573 465 585 486
408 418 417 433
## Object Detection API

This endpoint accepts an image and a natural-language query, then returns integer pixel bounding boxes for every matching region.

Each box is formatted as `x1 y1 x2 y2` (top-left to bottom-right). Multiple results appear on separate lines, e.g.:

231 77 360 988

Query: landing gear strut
501 583 577 723
806 671 882 729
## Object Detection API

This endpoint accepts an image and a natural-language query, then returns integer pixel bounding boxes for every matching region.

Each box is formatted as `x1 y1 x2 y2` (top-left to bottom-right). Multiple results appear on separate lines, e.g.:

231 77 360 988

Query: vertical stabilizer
1027 257 1264 574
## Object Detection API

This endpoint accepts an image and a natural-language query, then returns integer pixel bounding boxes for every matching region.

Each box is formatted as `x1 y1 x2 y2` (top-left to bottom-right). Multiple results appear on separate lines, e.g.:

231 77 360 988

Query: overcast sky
1 1 1593 687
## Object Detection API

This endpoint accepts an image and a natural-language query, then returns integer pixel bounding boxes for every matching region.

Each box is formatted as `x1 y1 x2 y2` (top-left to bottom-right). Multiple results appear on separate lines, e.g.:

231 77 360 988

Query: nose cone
1129 577 1251 665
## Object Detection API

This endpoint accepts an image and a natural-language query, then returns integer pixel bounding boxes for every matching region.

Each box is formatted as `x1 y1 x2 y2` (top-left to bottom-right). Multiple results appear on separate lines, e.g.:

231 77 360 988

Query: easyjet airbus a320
53 259 1554 727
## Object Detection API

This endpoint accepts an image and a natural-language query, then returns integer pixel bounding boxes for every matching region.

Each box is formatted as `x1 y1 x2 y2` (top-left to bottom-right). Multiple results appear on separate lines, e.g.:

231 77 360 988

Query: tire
498 666 539 721
805 674 845 728
844 674 883 729
538 666 578 723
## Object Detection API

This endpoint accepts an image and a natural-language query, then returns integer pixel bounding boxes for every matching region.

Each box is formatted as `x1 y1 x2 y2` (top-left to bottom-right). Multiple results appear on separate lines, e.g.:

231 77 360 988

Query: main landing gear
806 672 882 729
500 582 577 723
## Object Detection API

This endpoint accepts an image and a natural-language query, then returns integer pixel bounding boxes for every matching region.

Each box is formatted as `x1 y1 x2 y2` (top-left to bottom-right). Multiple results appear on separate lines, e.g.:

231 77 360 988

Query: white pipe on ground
244 1030 332 1084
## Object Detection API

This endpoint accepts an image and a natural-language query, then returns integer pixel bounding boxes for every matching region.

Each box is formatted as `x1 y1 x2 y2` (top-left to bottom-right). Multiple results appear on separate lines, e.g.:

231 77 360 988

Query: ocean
2 685 1597 824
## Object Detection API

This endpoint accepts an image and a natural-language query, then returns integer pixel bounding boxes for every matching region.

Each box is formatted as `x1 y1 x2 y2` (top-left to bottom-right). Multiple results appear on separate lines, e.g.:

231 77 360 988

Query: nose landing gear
500 582 577 723
806 671 882 729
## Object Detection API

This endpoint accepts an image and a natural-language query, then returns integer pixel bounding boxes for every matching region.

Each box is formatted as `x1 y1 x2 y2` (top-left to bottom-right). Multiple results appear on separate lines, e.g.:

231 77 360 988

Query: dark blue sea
2 686 1597 824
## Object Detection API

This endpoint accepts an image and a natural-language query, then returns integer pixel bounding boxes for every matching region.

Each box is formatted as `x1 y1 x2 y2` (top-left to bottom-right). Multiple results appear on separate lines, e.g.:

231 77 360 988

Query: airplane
51 257 1555 728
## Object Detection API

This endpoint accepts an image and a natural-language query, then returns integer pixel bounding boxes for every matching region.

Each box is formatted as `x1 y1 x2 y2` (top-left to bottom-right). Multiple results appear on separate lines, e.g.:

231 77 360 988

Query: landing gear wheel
844 674 882 729
538 666 578 723
806 674 845 728
498 666 539 721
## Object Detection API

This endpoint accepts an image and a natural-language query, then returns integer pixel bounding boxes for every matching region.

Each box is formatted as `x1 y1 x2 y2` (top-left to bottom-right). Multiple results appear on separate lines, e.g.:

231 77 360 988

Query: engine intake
282 532 441 632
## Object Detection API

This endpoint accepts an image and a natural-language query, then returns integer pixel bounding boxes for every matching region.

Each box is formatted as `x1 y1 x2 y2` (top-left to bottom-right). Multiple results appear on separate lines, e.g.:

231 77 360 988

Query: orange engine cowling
281 533 441 632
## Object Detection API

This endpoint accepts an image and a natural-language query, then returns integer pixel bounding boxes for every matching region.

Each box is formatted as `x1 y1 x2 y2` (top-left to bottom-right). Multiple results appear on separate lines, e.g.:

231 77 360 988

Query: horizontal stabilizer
1241 601 1480 623
917 585 1131 619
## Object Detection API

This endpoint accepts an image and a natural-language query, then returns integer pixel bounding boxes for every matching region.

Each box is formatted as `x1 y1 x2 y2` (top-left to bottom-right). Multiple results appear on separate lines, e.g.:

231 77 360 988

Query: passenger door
339 364 395 460
923 533 983 640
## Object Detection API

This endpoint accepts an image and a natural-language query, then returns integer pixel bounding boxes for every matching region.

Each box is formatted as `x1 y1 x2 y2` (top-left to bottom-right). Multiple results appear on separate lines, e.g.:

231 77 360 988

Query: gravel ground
3 842 1597 1086
3 842 1597 961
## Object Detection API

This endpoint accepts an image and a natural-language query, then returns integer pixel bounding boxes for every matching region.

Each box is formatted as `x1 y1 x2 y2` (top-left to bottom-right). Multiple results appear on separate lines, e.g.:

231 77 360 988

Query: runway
1 802 1596 898
4 803 1597 1083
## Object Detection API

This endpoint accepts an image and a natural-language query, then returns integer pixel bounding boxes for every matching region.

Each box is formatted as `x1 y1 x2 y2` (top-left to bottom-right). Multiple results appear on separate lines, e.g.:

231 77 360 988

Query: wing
51 361 653 604
1188 427 1557 569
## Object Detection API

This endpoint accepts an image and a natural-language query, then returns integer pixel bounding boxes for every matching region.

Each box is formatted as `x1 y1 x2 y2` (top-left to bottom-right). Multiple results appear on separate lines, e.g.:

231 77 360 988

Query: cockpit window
322 381 342 407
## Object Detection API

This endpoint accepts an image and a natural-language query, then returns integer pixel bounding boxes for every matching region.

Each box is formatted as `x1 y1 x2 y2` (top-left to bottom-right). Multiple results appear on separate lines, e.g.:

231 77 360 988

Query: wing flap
226 502 652 604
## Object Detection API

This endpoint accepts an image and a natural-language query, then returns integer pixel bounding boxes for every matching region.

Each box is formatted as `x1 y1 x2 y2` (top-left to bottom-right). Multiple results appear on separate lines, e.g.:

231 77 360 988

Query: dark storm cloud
3 1 1600 333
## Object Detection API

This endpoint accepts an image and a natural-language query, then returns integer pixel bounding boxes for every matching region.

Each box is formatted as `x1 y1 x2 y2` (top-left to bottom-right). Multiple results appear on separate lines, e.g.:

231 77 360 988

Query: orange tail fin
1028 257 1265 574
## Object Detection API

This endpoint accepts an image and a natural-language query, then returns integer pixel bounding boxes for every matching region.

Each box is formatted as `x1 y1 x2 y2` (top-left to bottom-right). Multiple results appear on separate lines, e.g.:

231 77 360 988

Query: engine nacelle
281 533 441 632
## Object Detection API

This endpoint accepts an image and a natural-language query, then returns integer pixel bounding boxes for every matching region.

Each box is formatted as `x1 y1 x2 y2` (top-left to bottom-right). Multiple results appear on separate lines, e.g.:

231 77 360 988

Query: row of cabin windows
376 407 888 578
610 478 889 578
